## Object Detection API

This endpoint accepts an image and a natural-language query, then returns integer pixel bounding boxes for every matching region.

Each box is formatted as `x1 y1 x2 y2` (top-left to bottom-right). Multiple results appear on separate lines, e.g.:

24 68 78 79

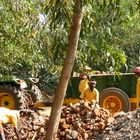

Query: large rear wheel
0 84 29 110
99 87 131 114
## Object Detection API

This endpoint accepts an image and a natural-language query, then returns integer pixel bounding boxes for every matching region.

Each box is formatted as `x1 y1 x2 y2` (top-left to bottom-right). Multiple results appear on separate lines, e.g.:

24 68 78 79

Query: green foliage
45 0 74 30
0 0 139 91
0 0 61 91
76 0 140 72
0 0 54 78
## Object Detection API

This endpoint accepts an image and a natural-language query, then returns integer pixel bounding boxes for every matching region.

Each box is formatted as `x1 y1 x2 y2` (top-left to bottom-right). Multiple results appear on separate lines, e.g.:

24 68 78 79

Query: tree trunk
45 0 84 140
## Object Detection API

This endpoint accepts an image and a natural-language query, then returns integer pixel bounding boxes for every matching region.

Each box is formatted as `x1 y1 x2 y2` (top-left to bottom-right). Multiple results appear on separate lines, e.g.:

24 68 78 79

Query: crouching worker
79 73 89 94
79 80 99 104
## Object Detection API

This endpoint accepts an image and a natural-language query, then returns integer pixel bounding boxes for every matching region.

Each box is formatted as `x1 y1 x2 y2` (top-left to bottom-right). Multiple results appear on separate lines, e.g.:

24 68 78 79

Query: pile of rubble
1 101 113 140
100 109 140 140
2 101 140 140
56 100 114 139
3 109 49 140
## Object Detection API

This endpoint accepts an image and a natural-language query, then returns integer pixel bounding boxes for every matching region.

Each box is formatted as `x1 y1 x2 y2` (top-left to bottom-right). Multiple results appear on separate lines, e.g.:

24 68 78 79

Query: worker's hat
79 73 87 79
88 80 97 86
133 67 140 74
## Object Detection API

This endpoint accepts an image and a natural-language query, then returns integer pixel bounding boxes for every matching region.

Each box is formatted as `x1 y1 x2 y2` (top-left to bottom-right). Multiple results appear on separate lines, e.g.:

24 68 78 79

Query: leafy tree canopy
0 0 139 90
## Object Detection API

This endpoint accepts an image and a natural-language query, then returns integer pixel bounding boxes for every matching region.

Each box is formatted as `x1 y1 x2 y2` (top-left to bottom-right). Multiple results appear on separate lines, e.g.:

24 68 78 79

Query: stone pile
3 109 49 140
1 101 140 140
100 109 140 140
56 100 114 139
1 101 113 140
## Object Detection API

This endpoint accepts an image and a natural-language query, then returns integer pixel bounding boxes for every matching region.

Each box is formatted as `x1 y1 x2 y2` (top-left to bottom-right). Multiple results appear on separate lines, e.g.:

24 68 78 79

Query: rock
56 101 112 139
107 117 115 125
71 130 78 139
100 109 140 139
4 101 140 140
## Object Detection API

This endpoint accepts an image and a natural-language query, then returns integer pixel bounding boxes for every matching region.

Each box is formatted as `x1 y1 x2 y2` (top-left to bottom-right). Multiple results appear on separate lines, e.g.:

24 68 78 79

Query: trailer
64 73 137 114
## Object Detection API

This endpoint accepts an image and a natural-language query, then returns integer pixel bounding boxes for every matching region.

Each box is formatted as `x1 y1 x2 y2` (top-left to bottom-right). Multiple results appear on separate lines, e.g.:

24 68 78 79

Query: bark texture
45 0 84 139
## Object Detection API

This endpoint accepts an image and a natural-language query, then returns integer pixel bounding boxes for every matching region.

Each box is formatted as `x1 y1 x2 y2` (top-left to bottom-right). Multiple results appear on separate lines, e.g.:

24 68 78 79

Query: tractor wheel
0 84 29 110
99 87 131 114
30 84 44 102
28 90 44 103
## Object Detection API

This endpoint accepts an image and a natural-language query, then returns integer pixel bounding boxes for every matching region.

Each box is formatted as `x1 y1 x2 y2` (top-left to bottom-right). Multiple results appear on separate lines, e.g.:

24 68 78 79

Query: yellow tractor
0 78 44 110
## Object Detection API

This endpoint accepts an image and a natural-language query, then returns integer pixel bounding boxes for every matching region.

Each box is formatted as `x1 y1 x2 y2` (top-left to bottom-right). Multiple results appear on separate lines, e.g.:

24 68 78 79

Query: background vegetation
0 0 139 92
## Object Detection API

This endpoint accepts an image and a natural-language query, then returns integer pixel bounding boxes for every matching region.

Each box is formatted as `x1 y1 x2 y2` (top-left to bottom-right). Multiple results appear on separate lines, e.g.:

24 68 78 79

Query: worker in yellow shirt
79 73 89 94
80 80 99 103
133 66 140 107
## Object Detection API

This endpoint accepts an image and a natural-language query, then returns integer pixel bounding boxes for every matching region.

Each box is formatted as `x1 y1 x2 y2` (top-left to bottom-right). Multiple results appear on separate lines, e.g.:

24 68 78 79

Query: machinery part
25 78 44 102
64 98 80 104
28 78 39 83
14 79 27 89
27 84 44 102
99 87 131 114
29 101 53 108
0 84 30 110
22 91 33 109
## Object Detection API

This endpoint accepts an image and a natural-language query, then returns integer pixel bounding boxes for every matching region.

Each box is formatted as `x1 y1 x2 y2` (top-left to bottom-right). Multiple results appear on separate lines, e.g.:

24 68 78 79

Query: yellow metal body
31 101 52 108
63 98 80 104
129 77 140 110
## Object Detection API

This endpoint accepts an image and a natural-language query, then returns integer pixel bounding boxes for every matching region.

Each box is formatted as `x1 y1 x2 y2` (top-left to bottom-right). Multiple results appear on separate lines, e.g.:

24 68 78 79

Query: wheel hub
0 93 15 109
103 96 122 114
110 102 115 108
